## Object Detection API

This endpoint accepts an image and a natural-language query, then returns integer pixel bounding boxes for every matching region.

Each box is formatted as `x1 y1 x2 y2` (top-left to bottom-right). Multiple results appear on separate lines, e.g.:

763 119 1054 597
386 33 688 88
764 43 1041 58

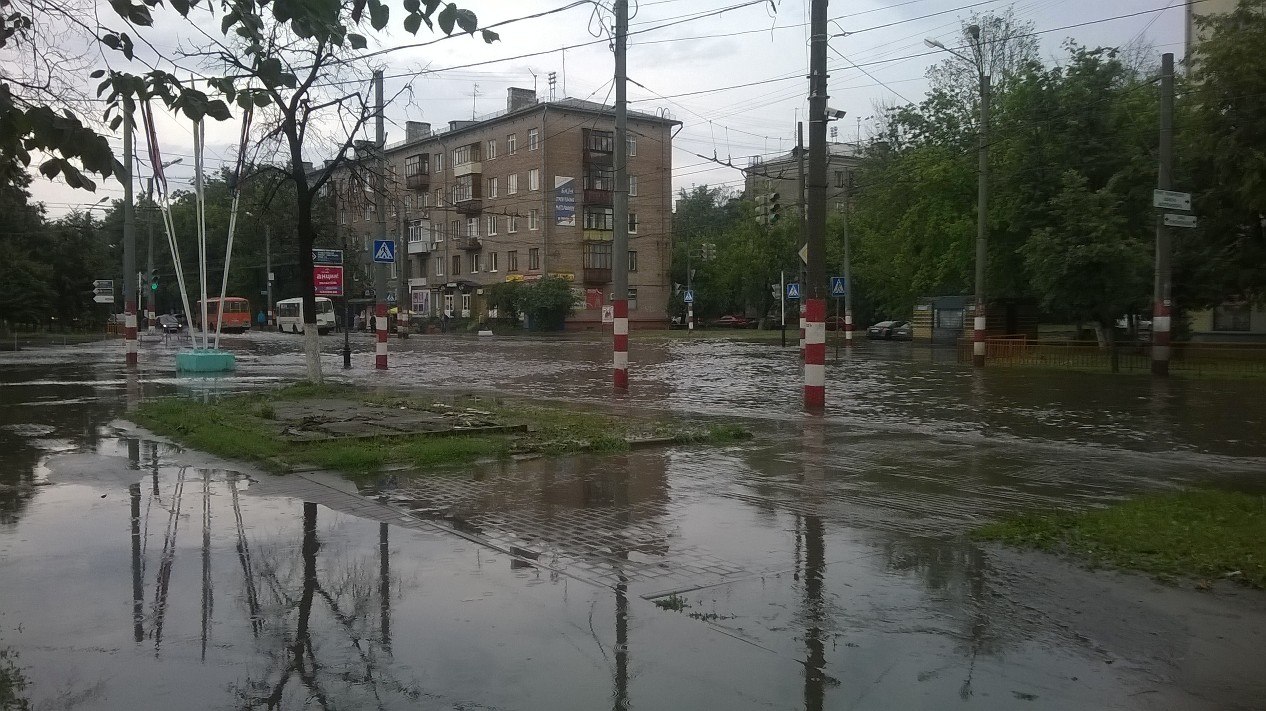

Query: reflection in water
152 468 186 655
200 470 213 662
130 482 144 644
799 417 827 711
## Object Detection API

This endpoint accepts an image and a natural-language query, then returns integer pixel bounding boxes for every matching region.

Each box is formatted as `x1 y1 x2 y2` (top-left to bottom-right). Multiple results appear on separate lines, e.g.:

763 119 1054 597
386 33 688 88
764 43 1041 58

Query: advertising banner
554 176 576 226
313 265 344 296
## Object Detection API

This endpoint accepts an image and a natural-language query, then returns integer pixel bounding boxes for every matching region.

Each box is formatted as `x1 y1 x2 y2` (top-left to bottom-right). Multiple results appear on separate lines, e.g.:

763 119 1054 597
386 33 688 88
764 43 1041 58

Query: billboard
554 176 576 226
313 265 344 296
411 288 431 315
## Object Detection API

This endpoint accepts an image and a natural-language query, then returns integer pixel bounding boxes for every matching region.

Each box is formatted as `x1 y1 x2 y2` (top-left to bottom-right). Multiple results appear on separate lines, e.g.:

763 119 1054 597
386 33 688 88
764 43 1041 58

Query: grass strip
974 489 1266 588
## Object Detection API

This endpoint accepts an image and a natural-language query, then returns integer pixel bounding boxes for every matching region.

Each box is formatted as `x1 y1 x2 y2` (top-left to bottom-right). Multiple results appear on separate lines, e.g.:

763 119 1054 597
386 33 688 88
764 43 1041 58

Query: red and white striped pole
1152 299 1171 376
124 297 138 367
375 302 388 369
972 301 986 368
844 308 854 346
799 301 806 359
804 298 826 410
613 299 629 391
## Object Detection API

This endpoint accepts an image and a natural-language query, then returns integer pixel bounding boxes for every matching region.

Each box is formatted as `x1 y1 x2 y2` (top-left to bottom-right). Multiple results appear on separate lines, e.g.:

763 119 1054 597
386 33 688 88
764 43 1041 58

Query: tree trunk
293 159 322 383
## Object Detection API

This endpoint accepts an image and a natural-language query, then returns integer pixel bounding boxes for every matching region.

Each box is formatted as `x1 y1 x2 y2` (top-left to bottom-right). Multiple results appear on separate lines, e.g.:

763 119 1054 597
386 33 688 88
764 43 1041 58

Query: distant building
326 88 679 329
743 142 862 216
1185 0 1240 59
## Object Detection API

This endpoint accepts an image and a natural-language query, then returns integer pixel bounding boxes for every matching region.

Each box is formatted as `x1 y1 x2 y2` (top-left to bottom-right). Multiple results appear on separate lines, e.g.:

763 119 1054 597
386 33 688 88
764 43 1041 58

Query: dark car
710 314 752 329
891 321 913 340
158 314 184 333
825 315 850 332
867 320 908 339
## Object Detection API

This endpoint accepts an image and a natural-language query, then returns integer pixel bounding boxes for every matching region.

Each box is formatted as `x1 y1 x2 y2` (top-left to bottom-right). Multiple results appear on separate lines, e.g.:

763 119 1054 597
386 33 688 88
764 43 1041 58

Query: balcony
407 238 431 254
583 188 613 205
583 268 612 284
459 236 483 250
405 172 430 190
453 161 481 178
583 229 613 242
454 198 483 215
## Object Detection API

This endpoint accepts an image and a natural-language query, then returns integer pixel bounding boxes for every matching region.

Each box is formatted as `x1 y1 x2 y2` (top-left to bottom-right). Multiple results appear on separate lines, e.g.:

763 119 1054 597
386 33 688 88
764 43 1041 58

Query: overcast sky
30 0 1187 219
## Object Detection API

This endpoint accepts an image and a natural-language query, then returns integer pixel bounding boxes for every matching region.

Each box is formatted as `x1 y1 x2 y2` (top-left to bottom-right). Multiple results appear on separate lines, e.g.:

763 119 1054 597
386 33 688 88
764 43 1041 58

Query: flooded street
2 333 1265 710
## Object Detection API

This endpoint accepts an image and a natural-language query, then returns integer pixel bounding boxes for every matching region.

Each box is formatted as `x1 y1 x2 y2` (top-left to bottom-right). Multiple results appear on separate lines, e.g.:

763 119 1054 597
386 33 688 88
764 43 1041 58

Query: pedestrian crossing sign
683 289 695 304
373 239 396 263
786 283 800 299
830 276 846 297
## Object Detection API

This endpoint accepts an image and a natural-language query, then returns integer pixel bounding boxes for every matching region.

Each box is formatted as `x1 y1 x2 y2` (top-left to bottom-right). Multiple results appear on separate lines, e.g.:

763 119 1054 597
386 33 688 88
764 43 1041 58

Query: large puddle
1 336 1264 709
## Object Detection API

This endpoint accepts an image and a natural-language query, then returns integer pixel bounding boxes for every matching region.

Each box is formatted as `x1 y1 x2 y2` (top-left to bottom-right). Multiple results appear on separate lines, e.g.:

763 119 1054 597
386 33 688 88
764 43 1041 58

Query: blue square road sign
372 239 396 264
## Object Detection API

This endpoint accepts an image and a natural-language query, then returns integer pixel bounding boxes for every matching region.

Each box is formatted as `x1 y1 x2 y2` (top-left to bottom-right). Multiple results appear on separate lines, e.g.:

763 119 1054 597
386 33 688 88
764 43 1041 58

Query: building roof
385 97 680 153
748 141 863 170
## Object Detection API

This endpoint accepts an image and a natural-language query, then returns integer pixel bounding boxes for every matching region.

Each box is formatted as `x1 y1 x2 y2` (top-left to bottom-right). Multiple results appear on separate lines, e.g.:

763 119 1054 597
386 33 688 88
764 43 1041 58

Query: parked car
825 315 849 331
867 320 908 339
158 314 184 333
890 321 913 340
710 314 753 329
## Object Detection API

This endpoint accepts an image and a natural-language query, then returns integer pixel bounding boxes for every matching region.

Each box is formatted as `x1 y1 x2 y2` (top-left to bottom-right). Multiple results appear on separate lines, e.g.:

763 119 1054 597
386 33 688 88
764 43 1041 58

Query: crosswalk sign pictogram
830 276 846 298
373 239 396 263
683 289 695 304
786 283 800 299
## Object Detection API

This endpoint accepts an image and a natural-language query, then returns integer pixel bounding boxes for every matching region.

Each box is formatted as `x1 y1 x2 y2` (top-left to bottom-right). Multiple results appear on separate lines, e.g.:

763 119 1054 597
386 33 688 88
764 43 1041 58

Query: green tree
519 277 574 331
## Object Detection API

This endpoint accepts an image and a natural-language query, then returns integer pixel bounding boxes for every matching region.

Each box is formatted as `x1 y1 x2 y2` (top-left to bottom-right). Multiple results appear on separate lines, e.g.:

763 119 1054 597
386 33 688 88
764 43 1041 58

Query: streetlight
926 25 990 367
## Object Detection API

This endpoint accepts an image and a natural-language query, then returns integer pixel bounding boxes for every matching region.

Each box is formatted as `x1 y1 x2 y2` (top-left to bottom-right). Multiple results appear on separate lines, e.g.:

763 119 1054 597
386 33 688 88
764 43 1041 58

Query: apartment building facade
743 142 862 216
331 88 678 329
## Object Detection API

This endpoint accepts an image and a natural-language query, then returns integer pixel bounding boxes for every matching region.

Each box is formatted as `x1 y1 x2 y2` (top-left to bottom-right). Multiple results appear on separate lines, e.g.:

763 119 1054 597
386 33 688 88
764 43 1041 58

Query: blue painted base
175 349 236 373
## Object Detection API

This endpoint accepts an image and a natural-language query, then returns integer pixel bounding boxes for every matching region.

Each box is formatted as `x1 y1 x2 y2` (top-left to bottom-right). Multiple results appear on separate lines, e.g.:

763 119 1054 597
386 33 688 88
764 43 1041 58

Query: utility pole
843 174 854 347
612 0 630 392
797 121 807 358
972 71 991 368
264 225 273 328
804 0 829 411
122 106 138 367
398 201 409 338
146 218 156 334
373 70 389 370
1152 52 1175 376
686 233 694 332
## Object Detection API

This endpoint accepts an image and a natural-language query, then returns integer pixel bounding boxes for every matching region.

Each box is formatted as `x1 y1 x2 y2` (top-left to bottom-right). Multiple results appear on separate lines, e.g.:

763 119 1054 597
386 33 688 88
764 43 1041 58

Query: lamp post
926 25 990 367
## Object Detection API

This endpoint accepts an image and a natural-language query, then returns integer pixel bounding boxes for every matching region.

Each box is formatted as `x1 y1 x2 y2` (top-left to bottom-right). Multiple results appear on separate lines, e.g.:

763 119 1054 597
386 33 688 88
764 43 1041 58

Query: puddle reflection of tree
234 504 409 709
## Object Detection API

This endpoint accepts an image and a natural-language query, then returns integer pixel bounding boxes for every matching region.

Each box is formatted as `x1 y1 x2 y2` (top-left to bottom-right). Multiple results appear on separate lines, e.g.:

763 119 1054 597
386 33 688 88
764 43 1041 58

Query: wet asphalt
1 330 1264 710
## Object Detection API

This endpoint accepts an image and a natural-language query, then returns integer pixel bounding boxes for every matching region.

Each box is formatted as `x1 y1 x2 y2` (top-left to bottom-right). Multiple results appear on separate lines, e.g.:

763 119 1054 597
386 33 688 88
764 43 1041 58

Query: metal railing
961 337 1266 375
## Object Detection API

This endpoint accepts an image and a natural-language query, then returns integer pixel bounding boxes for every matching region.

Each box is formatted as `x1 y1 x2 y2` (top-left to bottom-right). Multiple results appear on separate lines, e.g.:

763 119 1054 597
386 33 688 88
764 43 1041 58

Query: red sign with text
314 265 344 297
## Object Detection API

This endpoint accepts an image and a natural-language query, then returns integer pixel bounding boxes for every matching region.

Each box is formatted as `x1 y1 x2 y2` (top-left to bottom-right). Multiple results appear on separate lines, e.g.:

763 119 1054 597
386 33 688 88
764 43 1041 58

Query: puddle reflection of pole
130 482 145 644
379 522 391 655
614 575 629 711
200 470 214 662
150 442 160 496
800 416 827 711
152 467 186 655
231 477 263 638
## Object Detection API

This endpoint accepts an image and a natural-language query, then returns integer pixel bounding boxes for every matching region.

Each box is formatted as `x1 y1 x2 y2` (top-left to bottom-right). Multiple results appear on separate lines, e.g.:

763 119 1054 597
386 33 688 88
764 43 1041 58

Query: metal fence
960 337 1266 376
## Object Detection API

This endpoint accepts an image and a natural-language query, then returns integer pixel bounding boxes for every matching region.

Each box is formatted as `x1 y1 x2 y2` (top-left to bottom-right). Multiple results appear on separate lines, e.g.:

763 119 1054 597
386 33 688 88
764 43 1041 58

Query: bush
519 276 575 331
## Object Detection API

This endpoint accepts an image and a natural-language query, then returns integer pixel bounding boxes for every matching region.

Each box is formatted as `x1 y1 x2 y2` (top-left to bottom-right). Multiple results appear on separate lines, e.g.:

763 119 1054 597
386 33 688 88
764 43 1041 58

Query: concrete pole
797 121 807 358
374 70 389 369
1152 53 1175 376
972 73 991 368
265 225 274 327
398 202 409 338
842 174 854 346
686 234 694 332
612 0 630 392
122 107 138 367
146 219 156 333
804 0 829 411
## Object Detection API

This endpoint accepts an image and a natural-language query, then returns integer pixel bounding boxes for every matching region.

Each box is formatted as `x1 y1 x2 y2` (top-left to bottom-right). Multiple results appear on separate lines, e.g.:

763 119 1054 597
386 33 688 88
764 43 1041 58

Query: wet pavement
1 332 1265 710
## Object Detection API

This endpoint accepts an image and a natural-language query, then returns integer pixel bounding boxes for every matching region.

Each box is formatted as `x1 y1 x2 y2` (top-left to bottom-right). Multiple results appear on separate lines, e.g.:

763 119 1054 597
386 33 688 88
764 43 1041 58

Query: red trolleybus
194 297 252 333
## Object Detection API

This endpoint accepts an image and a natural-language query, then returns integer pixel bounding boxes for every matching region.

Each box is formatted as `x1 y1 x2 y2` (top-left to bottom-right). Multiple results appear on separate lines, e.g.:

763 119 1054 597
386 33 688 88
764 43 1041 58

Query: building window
629 175 638 197
835 170 846 188
488 177 498 198
586 129 614 152
507 133 517 155
508 173 518 194
584 242 613 270
528 247 540 270
462 293 471 313
435 256 444 277
528 128 539 150
466 217 478 238
454 175 477 202
469 253 480 273
628 212 638 234
628 288 637 310
435 151 444 172
584 207 614 230
405 153 428 178
1213 302 1251 331
628 250 638 272
626 137 637 156
486 139 497 160
508 250 519 271
451 255 461 276
509 215 520 233
489 252 499 272
486 215 498 235
434 189 443 207
585 166 614 191
450 220 461 241
529 209 539 230
421 192 430 208
339 209 347 225
443 293 454 315
453 144 479 166
364 205 374 222
528 168 539 191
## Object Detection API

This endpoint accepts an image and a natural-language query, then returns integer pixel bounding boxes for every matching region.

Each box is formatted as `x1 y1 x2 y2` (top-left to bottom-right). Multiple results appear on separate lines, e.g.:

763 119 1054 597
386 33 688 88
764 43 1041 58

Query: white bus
275 297 336 335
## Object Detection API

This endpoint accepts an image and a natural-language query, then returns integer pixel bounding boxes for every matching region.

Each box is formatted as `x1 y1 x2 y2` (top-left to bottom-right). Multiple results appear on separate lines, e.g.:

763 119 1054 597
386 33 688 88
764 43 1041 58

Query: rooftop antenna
548 71 558 101
471 83 480 119
529 68 537 95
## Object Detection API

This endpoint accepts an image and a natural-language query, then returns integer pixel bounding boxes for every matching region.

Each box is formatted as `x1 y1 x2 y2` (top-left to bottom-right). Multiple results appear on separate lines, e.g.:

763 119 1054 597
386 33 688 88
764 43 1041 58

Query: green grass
132 384 751 476
652 594 689 611
975 489 1266 588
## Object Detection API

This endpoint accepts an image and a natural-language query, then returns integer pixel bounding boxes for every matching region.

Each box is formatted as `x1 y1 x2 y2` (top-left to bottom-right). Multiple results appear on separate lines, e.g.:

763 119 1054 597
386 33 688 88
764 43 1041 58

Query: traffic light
149 270 159 292
754 192 781 226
